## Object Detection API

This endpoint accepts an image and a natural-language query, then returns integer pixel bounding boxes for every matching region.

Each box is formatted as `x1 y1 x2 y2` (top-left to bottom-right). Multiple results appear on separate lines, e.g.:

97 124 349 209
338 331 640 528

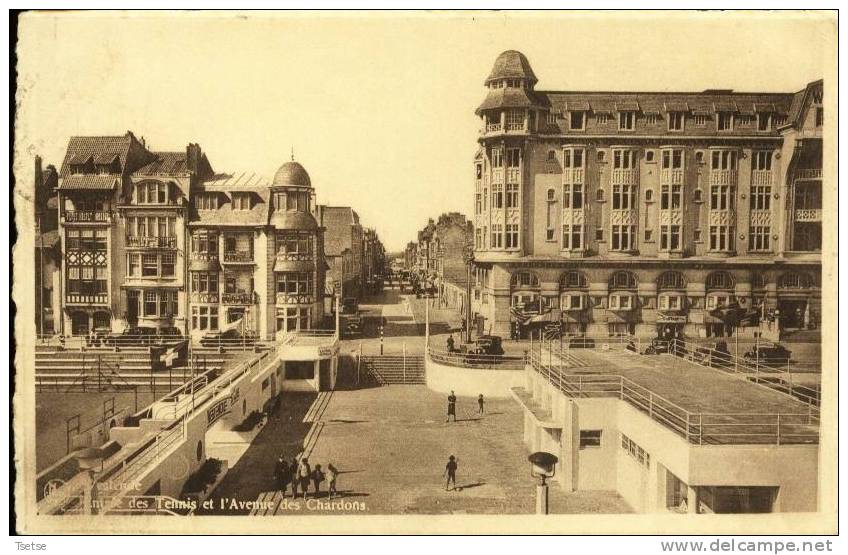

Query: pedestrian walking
443 455 458 491
446 390 457 422
478 393 485 414
446 334 455 353
327 463 339 499
312 464 326 496
297 458 312 499
290 457 301 498
274 456 290 495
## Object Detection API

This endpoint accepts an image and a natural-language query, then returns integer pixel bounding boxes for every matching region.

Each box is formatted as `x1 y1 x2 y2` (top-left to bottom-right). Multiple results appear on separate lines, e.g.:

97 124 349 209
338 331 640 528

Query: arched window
706 271 734 290
657 271 686 290
510 271 539 289
779 272 812 289
560 271 588 290
609 271 637 290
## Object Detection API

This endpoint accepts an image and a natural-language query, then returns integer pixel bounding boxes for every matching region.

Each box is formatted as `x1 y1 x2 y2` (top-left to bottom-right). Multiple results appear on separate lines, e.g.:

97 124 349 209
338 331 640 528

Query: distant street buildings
33 132 386 341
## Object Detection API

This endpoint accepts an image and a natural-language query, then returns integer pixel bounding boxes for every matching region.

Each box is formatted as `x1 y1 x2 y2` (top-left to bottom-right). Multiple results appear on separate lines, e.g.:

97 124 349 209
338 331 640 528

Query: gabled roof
189 173 271 226
59 132 152 177
785 79 823 130
57 174 121 191
319 206 361 256
133 151 189 176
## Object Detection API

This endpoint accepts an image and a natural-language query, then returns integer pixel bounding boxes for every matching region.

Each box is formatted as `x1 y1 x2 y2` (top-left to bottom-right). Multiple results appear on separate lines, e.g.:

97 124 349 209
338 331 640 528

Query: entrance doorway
777 299 807 330
70 312 89 335
126 290 139 326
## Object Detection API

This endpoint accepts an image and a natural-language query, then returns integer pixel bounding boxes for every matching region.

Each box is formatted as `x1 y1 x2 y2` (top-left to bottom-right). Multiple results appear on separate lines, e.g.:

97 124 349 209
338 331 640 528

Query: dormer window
668 112 684 131
137 181 168 204
717 112 734 131
69 155 95 175
570 111 585 130
618 112 635 131
195 193 219 210
232 192 251 210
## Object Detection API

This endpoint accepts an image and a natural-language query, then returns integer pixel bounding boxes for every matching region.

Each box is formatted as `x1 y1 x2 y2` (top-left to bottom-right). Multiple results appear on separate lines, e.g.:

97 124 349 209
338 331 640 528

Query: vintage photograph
11 10 837 535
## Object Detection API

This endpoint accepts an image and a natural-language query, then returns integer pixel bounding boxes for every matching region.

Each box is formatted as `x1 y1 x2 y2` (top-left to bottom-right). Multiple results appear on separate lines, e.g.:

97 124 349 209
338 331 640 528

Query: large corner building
470 50 823 340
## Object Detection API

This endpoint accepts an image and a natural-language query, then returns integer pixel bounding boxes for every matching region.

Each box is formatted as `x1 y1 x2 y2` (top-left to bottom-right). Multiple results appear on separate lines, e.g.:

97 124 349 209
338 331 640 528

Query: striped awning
664 101 690 113
713 101 738 113
616 101 640 112
565 100 590 111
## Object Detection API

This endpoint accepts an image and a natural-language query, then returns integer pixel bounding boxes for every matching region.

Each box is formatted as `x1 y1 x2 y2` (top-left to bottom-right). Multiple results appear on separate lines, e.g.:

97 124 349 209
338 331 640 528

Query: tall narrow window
618 112 635 130
668 112 684 131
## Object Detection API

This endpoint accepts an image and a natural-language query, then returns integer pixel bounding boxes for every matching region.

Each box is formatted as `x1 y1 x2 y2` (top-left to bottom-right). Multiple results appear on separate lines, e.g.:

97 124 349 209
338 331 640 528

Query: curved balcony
62 210 113 224
222 250 254 264
222 291 257 305
126 236 177 249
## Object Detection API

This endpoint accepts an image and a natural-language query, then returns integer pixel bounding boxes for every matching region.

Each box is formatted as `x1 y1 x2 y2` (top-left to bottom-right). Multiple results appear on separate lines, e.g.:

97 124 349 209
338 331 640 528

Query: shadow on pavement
199 391 319 514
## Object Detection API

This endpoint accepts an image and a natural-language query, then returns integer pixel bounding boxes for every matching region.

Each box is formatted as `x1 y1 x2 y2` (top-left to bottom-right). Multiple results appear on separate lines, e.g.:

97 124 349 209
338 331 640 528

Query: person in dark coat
443 455 458 491
446 334 455 353
290 457 300 498
478 393 485 414
274 456 290 495
446 391 457 422
312 464 325 496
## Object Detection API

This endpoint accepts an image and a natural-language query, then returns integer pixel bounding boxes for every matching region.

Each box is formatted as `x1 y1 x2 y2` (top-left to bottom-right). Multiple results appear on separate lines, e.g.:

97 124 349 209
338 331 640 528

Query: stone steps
361 355 426 385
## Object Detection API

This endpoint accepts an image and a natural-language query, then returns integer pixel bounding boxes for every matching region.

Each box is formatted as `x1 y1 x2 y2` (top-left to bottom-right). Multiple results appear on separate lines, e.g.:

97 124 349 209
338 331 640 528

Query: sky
15 11 833 252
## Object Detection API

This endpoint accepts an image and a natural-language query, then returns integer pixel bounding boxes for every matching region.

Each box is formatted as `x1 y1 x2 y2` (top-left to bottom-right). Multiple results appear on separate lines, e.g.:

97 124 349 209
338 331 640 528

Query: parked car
642 338 670 355
344 313 362 336
567 336 596 349
105 326 159 346
690 340 731 368
200 327 257 348
470 335 504 356
743 344 791 366
341 297 359 315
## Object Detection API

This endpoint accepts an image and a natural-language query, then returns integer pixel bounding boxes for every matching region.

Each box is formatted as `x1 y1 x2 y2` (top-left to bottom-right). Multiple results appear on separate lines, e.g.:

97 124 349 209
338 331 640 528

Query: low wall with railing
425 348 526 398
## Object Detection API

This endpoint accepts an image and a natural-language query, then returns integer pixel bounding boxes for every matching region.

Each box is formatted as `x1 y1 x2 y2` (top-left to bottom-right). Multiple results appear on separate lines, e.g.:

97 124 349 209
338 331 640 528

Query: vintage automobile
743 344 792 366
690 340 732 368
642 338 671 355
341 297 359 315
104 326 160 346
567 336 596 349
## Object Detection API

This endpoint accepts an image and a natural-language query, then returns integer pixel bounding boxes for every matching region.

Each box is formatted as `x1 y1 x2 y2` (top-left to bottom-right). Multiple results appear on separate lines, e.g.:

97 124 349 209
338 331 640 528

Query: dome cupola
273 160 311 188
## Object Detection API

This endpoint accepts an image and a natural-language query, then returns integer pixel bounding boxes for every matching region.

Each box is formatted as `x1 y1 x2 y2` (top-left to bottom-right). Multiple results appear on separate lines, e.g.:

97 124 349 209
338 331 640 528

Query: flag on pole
160 340 188 368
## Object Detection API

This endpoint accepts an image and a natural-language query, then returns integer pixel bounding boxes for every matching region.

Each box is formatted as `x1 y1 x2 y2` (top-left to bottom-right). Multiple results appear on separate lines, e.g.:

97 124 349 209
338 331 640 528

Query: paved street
202 385 631 515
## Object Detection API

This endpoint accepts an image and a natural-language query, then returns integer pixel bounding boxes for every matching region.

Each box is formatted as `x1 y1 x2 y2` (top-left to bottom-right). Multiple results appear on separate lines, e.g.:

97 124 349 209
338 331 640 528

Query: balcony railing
611 168 639 185
126 236 177 249
191 252 219 262
66 293 109 305
275 252 313 262
63 211 113 223
506 168 521 183
795 168 822 180
275 292 315 305
190 292 219 303
485 123 502 133
794 209 822 222
751 170 773 186
710 169 738 186
222 250 254 263
505 122 525 132
221 291 257 305
660 169 684 185
564 168 584 184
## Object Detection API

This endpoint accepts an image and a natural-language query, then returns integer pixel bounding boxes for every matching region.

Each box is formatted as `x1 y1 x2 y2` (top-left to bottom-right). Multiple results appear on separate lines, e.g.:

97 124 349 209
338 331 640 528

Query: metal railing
222 250 254 263
427 347 525 370
528 347 818 445
98 346 277 490
65 293 109 305
221 291 257 304
63 210 113 223
126 236 177 249
36 332 272 352
660 337 821 410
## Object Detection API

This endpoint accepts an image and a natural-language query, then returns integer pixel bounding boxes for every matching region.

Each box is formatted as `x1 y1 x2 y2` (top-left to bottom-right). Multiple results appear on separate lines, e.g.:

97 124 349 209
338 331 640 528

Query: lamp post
463 246 474 344
528 451 558 515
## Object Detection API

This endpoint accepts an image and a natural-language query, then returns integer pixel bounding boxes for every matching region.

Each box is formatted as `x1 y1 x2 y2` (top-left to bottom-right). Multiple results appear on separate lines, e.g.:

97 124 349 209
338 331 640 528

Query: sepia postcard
10 10 838 535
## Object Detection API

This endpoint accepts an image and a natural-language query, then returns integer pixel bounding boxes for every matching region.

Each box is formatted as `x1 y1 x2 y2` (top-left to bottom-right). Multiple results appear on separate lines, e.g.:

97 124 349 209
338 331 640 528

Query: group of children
273 456 339 499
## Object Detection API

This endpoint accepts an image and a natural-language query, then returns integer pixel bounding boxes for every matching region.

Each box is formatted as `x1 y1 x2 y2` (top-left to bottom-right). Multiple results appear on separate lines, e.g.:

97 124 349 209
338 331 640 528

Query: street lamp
463 245 474 344
528 451 558 515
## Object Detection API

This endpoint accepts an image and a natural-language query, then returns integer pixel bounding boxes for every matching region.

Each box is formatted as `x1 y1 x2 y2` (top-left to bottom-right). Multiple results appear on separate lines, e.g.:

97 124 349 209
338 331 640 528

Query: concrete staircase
34 347 229 390
361 355 426 385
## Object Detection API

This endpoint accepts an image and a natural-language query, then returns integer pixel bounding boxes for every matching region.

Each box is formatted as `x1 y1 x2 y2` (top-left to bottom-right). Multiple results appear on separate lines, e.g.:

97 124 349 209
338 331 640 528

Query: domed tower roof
273 160 311 188
485 50 537 86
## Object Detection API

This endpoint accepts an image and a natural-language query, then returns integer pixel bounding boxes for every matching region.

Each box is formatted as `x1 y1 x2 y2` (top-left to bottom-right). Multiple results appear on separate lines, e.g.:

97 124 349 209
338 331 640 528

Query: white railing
428 347 525 370
486 123 502 133
66 294 109 305
710 169 738 186
795 168 822 180
564 168 585 184
794 209 822 222
528 347 818 445
611 168 639 186
751 170 773 186
660 169 684 185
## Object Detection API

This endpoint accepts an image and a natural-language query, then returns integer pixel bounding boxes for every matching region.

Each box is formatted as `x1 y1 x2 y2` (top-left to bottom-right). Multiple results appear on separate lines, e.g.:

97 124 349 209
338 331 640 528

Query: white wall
425 354 525 398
